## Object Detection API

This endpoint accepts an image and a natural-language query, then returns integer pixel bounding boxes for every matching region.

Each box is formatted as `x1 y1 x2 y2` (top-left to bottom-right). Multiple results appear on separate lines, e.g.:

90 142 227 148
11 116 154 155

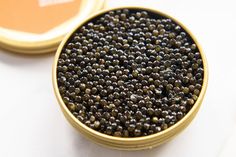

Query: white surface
0 0 236 156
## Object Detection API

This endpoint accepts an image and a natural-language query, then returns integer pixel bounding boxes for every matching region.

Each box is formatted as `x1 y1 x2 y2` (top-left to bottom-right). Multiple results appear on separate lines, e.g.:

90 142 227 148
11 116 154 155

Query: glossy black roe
56 9 204 137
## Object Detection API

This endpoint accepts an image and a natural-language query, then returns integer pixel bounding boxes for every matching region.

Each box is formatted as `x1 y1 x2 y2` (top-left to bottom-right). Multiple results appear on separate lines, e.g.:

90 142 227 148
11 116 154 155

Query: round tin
52 6 208 150
0 0 104 54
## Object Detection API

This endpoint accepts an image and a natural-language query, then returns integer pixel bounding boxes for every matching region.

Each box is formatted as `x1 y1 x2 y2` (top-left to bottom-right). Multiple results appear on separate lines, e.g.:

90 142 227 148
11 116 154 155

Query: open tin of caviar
52 6 208 150
0 0 104 54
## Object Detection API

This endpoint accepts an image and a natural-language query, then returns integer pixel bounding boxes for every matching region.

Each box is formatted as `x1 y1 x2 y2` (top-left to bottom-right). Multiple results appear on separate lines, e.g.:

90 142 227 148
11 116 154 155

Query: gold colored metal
0 0 105 54
52 6 208 150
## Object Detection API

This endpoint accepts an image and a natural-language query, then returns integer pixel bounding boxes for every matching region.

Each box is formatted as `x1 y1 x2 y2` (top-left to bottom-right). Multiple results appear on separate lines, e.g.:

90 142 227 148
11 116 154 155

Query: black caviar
56 9 204 137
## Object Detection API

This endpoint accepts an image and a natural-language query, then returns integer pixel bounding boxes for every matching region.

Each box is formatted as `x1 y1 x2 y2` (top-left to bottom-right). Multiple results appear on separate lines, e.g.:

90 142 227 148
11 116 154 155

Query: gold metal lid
0 0 104 54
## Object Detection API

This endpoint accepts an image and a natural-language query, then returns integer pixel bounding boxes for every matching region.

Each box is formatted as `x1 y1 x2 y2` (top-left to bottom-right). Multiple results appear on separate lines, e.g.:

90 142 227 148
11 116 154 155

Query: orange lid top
0 0 105 54
0 0 82 34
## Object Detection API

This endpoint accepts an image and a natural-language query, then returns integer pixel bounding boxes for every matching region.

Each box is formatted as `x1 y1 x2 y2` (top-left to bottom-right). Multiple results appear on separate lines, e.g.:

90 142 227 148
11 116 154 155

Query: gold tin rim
0 0 105 54
52 6 208 148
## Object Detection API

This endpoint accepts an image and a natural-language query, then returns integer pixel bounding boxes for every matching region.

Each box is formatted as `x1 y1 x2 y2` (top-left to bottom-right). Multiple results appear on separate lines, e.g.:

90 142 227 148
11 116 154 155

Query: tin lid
0 0 104 54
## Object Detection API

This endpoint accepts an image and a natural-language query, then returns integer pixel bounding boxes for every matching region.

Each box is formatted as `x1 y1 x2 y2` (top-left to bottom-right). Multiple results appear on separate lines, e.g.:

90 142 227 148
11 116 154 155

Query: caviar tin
52 6 208 150
0 0 104 54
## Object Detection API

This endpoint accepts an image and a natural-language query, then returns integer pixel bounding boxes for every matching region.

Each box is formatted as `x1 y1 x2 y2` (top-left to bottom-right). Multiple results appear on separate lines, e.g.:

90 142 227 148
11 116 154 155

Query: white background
1 0 236 156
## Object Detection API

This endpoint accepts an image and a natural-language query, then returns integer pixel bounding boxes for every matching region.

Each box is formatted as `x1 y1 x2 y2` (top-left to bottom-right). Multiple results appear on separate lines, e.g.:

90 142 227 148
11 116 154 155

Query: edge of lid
0 0 105 54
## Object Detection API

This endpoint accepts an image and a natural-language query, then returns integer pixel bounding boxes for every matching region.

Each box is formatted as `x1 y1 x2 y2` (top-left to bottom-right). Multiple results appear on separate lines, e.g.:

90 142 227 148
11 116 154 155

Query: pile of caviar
57 9 204 137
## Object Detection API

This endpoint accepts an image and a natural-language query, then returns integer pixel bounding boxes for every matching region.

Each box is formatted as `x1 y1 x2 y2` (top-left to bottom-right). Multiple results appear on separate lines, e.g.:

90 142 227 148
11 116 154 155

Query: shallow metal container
52 6 208 150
